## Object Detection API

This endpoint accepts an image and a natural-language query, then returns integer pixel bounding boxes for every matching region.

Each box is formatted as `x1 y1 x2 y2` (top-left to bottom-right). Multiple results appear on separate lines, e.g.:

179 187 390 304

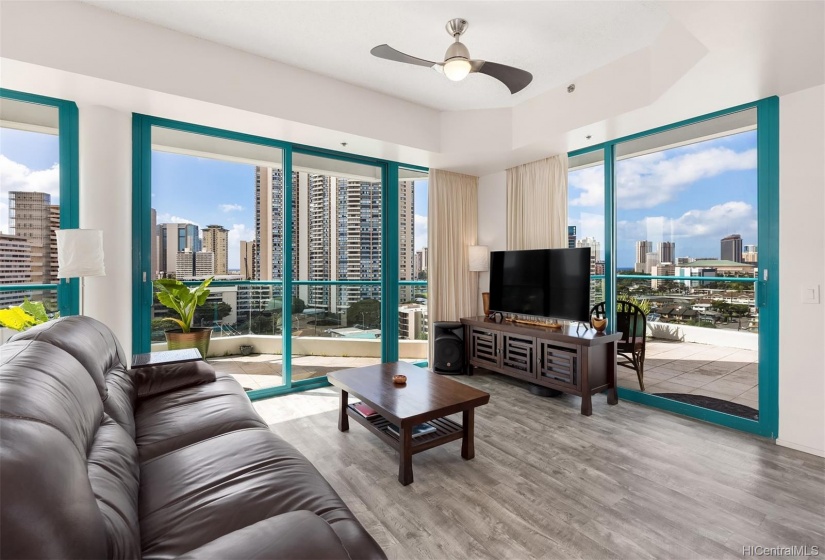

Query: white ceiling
83 1 671 111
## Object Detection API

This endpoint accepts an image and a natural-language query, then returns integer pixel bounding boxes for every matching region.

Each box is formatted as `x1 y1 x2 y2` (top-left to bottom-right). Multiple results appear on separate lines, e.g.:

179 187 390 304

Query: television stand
508 317 562 330
461 316 622 416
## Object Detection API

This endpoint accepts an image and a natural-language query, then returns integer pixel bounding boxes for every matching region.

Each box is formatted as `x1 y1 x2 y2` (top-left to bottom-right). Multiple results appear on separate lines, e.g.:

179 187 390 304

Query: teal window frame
568 97 779 438
0 88 79 316
132 115 428 400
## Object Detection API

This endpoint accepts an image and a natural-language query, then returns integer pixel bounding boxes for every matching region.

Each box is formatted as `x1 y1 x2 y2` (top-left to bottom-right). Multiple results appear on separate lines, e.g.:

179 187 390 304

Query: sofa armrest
133 360 216 399
176 511 353 560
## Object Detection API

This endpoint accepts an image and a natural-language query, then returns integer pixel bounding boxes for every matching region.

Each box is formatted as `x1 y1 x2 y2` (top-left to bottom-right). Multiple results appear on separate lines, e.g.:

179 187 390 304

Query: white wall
777 84 825 457
79 105 133 361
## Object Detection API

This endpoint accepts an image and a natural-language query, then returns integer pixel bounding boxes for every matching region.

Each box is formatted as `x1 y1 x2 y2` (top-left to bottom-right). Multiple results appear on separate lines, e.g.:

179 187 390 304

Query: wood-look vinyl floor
252 371 825 560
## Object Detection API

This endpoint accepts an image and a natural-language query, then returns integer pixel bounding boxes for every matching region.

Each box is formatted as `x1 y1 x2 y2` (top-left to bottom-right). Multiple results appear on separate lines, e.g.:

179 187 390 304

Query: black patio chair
590 300 647 391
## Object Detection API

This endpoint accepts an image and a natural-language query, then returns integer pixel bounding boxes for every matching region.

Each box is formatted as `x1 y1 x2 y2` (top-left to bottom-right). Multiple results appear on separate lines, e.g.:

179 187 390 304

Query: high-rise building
399 180 416 301
9 191 53 286
176 249 214 279
658 241 675 264
743 244 758 263
721 234 743 263
203 225 229 275
254 167 300 281
651 263 675 289
644 252 660 274
576 237 602 305
158 223 200 277
577 237 600 261
150 208 158 279
240 240 255 280
635 240 653 272
568 225 577 249
47 204 60 284
0 234 33 307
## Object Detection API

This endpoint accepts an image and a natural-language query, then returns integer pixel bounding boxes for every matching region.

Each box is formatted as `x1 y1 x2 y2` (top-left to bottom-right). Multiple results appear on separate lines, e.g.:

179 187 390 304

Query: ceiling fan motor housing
444 40 470 62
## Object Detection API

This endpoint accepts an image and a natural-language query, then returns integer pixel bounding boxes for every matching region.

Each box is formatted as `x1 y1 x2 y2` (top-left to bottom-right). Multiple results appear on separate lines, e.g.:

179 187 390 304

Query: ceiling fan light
444 58 471 81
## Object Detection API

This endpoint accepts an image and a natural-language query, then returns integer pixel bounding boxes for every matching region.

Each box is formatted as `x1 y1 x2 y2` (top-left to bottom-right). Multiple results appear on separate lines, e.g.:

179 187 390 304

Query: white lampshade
468 245 489 272
57 229 106 278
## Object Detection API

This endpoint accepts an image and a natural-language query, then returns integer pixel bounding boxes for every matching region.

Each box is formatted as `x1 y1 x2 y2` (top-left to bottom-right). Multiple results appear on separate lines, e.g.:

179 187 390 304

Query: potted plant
154 277 213 358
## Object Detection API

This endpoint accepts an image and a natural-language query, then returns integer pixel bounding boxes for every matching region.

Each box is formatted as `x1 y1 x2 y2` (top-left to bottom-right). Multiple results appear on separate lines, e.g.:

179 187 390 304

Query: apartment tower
203 225 229 275
721 234 744 263
635 240 653 272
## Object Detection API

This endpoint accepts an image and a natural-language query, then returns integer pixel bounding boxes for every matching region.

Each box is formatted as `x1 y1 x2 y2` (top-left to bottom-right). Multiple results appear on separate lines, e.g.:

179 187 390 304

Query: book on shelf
386 422 437 438
351 401 379 419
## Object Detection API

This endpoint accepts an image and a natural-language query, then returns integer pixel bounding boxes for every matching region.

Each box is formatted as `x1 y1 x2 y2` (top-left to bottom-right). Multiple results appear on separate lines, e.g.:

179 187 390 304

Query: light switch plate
802 285 820 304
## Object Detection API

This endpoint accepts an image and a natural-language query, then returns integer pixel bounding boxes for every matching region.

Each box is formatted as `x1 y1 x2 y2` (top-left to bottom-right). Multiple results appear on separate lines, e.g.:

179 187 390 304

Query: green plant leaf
20 300 49 323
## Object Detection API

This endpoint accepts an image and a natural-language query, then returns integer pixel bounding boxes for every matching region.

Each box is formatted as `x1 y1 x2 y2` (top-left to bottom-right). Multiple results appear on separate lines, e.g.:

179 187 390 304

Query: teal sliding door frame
131 115 428 400
0 88 79 316
568 97 779 438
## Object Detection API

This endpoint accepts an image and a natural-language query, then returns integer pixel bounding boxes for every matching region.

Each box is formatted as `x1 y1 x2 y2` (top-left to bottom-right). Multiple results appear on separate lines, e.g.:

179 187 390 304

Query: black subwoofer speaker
433 321 465 375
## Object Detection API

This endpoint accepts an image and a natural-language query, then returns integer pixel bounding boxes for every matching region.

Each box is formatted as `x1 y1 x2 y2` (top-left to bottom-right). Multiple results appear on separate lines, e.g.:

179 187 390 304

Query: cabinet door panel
501 334 536 379
470 328 499 368
539 341 578 388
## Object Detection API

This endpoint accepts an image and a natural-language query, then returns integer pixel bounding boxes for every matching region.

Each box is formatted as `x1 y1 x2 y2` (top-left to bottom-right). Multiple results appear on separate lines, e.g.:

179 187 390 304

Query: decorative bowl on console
591 316 608 332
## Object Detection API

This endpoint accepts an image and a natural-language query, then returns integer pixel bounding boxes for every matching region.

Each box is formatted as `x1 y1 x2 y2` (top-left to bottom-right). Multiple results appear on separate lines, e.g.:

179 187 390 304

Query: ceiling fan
370 18 533 95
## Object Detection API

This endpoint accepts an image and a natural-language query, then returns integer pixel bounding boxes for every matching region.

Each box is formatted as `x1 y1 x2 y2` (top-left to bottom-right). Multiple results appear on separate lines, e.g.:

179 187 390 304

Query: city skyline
150 150 429 271
568 129 758 268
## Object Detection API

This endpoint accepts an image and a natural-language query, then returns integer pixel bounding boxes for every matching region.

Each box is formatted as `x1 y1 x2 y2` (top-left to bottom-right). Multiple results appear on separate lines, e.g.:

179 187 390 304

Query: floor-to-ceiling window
398 167 429 361
0 90 78 327
133 116 427 399
568 150 606 310
567 99 778 437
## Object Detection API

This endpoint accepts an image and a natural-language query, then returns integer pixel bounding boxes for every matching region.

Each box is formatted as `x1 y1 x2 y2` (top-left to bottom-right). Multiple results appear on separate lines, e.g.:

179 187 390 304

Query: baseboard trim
776 438 825 457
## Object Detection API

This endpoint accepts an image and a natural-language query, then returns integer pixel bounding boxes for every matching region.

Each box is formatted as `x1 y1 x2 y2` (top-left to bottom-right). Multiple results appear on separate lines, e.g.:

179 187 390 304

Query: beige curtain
428 169 479 361
506 154 568 249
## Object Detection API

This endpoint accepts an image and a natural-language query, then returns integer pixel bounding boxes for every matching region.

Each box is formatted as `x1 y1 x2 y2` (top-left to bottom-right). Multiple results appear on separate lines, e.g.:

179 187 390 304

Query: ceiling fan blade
370 44 437 68
472 61 533 94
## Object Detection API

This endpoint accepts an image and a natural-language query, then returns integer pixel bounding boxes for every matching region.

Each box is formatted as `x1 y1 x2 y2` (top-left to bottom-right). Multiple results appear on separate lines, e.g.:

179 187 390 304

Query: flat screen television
488 248 591 322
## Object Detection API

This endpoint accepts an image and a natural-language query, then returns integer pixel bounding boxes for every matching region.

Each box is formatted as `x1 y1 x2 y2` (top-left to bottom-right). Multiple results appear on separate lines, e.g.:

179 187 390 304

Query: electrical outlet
802 285 820 304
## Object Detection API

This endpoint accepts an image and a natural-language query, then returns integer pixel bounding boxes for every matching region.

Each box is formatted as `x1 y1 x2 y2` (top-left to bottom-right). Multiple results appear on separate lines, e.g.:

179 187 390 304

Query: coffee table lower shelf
346 404 463 455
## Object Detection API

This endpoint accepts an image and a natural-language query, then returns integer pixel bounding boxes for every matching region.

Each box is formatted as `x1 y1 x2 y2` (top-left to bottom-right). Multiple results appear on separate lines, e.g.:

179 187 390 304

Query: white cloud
220 203 243 212
414 214 427 251
227 223 255 270
156 212 200 227
569 146 756 210
618 201 757 244
0 154 60 203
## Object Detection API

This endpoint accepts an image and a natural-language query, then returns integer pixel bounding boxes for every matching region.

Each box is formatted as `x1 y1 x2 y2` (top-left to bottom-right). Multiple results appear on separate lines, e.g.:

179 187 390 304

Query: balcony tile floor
617 339 759 409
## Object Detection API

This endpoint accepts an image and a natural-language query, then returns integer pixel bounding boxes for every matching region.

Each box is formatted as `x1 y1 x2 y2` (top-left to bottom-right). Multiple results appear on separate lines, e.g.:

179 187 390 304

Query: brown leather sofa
0 316 386 560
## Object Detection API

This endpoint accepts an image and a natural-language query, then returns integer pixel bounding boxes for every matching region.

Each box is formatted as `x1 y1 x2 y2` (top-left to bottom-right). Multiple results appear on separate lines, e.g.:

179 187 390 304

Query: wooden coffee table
328 362 490 486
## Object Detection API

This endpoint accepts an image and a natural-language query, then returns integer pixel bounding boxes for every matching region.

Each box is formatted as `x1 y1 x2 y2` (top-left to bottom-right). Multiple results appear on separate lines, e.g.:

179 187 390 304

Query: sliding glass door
132 115 428 399
568 98 778 437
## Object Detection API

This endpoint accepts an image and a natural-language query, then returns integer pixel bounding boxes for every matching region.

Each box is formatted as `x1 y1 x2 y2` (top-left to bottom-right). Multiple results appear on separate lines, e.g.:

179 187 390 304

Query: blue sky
568 130 758 268
151 151 429 270
0 128 60 233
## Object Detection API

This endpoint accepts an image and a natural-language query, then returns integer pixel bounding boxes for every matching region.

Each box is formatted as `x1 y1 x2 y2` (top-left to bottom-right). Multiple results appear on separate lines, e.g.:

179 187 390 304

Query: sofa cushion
0 340 111 558
9 315 127 400
135 373 267 462
176 511 352 560
0 340 103 457
139 428 385 560
87 414 141 559
134 360 217 399
105 366 138 439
